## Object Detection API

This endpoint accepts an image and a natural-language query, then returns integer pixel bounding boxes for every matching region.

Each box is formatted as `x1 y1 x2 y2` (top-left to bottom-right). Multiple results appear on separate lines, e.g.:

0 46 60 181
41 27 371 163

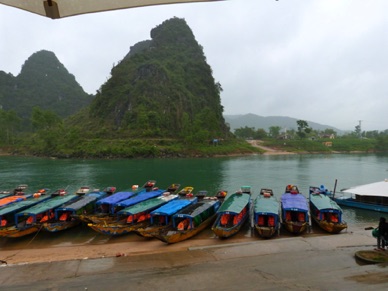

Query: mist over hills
224 113 345 134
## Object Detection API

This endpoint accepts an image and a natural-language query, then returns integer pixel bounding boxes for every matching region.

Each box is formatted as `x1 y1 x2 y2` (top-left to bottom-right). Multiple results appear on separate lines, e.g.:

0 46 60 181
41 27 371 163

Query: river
0 153 386 250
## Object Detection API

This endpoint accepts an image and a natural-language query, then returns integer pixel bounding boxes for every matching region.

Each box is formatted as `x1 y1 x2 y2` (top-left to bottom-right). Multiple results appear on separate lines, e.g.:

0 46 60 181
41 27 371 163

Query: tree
268 126 281 138
0 109 21 144
31 107 62 131
354 125 361 138
254 128 267 139
234 126 256 139
296 120 311 139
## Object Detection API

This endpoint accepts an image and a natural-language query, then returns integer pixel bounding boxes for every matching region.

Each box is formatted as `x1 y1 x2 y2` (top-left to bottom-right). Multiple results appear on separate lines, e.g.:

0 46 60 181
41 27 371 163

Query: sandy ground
1 223 388 290
246 139 295 155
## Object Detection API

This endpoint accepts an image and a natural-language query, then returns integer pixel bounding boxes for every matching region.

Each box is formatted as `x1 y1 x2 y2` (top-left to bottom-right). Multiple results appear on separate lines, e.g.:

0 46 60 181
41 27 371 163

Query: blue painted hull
333 197 388 213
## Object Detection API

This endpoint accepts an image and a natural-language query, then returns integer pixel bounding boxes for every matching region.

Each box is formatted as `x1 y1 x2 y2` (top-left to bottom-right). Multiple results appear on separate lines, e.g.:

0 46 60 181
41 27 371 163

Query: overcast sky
1 0 388 131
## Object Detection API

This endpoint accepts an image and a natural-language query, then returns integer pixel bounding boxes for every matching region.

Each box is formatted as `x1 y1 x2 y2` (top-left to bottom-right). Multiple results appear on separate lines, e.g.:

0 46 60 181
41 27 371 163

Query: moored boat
0 184 28 199
87 191 178 236
41 186 116 232
252 188 281 238
211 186 251 239
0 195 29 208
309 185 347 234
280 185 310 234
330 180 388 213
178 186 194 197
1 190 79 238
152 197 221 243
0 189 51 229
75 181 156 224
136 196 198 238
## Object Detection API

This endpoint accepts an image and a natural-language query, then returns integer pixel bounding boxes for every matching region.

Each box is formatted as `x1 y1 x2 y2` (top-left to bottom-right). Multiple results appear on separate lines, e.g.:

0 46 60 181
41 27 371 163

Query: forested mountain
0 50 93 120
77 17 229 139
225 113 344 134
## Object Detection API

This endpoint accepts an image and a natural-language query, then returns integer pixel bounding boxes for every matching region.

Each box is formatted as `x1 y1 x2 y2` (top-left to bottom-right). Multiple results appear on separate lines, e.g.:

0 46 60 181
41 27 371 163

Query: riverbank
0 223 377 266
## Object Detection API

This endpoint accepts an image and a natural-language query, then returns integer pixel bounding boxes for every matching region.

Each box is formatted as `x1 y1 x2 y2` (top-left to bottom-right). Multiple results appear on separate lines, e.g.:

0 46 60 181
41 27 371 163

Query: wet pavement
1 226 388 290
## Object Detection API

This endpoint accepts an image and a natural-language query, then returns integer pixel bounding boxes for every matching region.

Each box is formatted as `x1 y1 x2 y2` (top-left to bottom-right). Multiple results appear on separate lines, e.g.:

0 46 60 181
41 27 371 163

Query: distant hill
224 113 344 134
0 50 93 120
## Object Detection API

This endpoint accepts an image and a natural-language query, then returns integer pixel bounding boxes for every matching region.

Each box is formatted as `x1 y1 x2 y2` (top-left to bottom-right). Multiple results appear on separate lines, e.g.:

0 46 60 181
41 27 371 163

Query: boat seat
257 215 265 226
221 214 230 225
268 216 275 227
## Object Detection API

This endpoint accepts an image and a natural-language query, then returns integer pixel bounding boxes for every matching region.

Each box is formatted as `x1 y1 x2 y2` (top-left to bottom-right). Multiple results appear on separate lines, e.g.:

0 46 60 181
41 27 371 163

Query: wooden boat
215 190 228 199
309 186 347 234
0 189 51 229
75 186 91 195
75 180 156 224
87 192 179 236
252 188 281 238
0 184 28 199
211 186 252 239
152 197 221 243
0 190 79 238
41 187 116 232
330 180 388 213
280 185 310 234
178 186 194 197
136 197 198 238
113 188 166 212
0 195 29 208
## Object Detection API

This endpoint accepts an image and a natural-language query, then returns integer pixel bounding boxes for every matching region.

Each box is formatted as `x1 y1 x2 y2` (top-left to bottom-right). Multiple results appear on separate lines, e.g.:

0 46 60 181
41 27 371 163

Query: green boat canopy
0 195 51 216
310 194 342 212
16 195 78 216
254 196 279 215
217 193 251 214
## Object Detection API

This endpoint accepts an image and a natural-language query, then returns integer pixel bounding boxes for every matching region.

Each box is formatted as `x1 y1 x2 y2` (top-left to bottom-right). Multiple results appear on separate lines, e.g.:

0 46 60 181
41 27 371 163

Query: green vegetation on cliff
77 17 228 141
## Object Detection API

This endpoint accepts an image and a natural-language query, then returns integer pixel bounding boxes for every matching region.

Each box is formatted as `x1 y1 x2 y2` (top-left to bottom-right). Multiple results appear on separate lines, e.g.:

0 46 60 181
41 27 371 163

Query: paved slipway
1 224 388 290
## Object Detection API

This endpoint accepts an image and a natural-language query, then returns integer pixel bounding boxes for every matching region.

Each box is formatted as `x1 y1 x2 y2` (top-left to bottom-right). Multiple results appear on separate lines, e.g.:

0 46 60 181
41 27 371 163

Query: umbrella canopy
0 0 222 19
342 180 388 197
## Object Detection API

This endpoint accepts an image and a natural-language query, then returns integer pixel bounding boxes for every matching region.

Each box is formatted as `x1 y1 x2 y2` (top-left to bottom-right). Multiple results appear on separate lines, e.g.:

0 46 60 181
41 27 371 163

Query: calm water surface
0 154 387 249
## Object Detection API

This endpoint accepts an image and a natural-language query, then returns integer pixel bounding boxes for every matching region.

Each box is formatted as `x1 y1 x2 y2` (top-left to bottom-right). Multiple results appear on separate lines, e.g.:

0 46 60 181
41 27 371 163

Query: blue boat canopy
96 190 139 206
151 198 198 216
281 193 308 212
114 189 165 208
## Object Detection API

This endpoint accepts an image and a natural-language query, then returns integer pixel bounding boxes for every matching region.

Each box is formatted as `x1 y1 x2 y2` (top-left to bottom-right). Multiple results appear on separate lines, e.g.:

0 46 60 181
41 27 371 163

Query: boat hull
75 214 115 224
0 225 40 238
283 221 308 234
311 216 347 234
333 197 388 213
211 214 249 238
42 220 81 232
87 221 149 236
135 224 169 238
254 225 277 238
153 215 215 244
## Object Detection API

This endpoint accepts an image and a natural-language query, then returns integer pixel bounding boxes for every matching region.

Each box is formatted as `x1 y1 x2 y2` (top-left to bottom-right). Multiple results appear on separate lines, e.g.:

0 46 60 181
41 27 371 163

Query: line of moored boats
0 181 348 243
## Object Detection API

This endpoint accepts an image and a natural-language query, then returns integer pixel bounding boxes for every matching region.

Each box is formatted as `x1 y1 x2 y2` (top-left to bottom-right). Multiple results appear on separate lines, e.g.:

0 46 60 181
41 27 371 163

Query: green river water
0 154 387 249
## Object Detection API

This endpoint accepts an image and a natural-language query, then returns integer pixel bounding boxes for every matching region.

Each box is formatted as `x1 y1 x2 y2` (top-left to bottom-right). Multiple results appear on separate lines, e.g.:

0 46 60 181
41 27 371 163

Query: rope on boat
2 224 44 263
